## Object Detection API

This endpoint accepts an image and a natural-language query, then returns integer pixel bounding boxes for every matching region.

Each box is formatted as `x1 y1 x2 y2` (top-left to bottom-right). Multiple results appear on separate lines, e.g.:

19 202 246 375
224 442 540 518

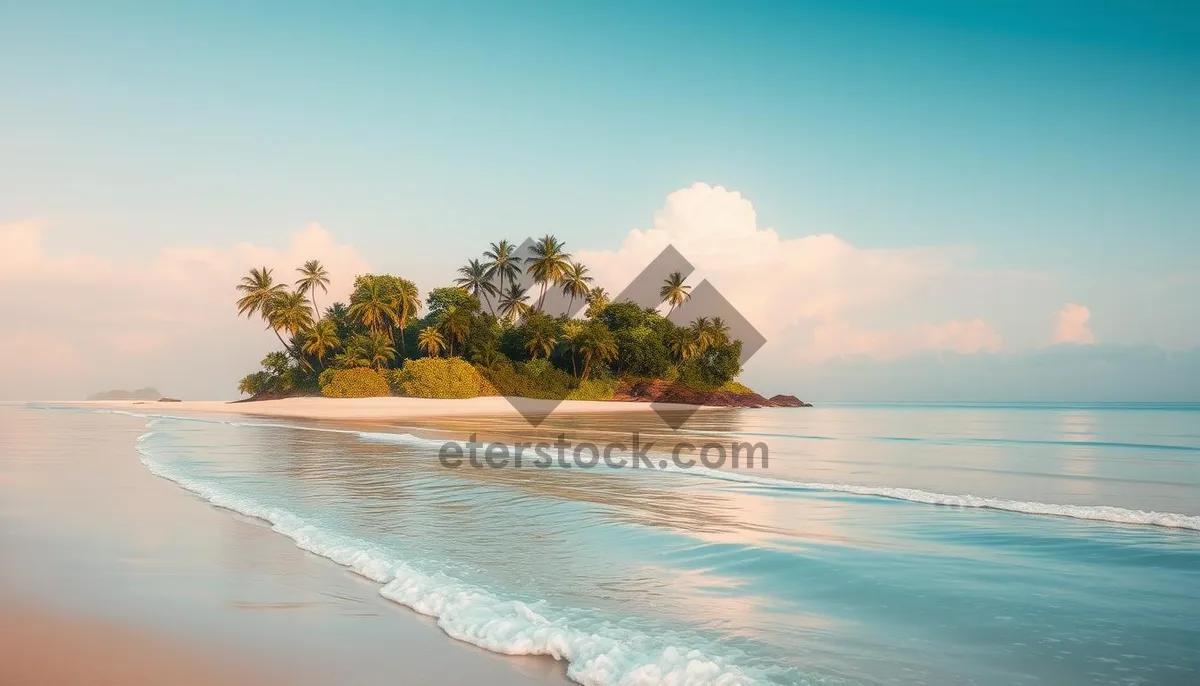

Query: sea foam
657 463 1200 531
100 405 1200 533
135 429 761 686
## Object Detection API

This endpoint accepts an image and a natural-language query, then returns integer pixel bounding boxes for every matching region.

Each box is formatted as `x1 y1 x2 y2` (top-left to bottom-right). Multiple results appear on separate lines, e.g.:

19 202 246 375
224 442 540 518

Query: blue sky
1 1 1197 399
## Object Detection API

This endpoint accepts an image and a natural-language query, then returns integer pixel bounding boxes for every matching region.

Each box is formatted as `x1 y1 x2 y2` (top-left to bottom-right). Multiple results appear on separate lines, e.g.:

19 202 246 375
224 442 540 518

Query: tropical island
234 236 806 408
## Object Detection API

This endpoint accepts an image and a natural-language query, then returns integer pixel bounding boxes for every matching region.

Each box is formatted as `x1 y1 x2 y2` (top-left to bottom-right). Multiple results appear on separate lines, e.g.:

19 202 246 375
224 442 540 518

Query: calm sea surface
15 403 1200 685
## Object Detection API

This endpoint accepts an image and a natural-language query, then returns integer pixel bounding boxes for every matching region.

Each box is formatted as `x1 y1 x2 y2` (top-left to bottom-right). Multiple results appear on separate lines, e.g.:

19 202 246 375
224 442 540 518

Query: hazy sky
2 1 1197 400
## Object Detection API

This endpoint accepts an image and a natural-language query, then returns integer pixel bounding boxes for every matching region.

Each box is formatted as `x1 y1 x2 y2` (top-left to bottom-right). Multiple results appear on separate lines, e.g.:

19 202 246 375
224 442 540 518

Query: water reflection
17 404 1197 686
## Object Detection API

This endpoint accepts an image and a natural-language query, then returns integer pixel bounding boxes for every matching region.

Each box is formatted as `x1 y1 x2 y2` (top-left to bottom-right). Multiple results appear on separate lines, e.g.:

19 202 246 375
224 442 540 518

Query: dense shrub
236 351 318 397
390 357 490 398
478 357 611 400
597 303 673 378
719 379 756 395
320 367 391 398
237 371 272 396
678 340 743 389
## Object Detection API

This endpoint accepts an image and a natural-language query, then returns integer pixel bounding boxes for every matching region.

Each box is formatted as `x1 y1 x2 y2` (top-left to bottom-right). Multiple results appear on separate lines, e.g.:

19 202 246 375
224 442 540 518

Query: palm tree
559 261 593 315
483 240 521 307
324 302 351 337
269 291 314 337
266 290 315 369
343 332 395 370
524 235 571 312
455 258 498 314
438 306 471 358
417 327 446 358
709 317 731 346
668 326 698 362
524 325 557 360
294 260 330 316
690 317 715 353
498 283 532 323
348 280 399 340
559 320 584 376
395 278 421 354
578 325 618 380
660 271 691 315
302 319 340 365
471 347 507 370
585 286 610 319
236 266 288 321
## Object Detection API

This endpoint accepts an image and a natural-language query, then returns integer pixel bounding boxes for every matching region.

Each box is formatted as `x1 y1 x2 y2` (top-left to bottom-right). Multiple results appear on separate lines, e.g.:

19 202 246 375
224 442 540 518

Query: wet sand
55 395 709 423
0 602 283 686
0 405 568 686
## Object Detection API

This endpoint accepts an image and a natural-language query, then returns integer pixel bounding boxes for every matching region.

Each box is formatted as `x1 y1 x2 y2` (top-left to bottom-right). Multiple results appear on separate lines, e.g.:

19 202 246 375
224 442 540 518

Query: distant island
233 236 808 408
87 387 165 401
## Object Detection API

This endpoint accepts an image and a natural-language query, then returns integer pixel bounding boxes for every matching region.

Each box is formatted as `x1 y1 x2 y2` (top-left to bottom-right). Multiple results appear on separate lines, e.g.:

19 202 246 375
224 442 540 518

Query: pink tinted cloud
1052 303 1096 345
577 182 1011 362
0 221 371 399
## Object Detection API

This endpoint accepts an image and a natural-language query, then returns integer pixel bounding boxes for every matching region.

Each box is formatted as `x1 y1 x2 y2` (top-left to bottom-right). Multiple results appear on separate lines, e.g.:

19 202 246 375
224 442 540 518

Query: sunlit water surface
19 403 1200 685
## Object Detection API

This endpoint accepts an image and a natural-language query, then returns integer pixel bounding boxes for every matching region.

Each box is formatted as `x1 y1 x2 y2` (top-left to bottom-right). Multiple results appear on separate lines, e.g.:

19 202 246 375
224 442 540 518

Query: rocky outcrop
767 394 810 407
612 380 810 408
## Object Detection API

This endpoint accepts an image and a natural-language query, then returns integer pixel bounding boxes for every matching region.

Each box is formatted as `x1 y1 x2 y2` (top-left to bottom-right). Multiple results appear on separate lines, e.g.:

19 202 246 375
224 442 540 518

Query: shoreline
0 404 570 686
46 395 728 422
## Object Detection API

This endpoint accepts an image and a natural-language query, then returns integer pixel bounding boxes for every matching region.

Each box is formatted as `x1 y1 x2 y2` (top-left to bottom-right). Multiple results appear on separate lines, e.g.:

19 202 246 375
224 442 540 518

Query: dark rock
611 380 811 408
766 394 811 407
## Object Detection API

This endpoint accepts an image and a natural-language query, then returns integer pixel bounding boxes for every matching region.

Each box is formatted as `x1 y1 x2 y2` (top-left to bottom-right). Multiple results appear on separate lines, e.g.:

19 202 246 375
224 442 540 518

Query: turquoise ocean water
33 403 1200 685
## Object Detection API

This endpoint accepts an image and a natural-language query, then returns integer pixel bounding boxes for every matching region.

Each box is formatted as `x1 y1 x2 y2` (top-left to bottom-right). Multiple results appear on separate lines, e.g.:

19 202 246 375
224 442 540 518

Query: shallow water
20 403 1200 685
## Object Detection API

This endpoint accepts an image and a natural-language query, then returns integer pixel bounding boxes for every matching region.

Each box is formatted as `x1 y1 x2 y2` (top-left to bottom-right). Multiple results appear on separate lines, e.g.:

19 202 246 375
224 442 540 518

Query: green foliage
513 313 559 359
349 274 420 347
425 286 479 321
338 331 396 369
437 305 472 356
317 367 338 389
678 340 743 389
389 357 490 398
662 363 680 383
576 320 618 380
584 286 610 319
237 244 758 405
236 351 313 397
596 302 673 378
320 367 391 398
565 378 617 401
261 351 292 378
461 313 502 361
719 379 756 395
237 371 272 396
481 358 575 399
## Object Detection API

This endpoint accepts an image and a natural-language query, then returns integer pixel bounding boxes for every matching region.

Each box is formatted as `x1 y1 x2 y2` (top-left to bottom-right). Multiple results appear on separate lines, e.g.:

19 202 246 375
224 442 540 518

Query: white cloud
577 182 1015 363
1052 303 1096 345
809 319 1003 360
0 221 371 400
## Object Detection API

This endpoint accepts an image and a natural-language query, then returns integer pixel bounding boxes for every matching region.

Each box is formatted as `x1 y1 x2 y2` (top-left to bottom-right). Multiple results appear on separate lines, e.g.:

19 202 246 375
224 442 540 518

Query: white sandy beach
56 396 709 422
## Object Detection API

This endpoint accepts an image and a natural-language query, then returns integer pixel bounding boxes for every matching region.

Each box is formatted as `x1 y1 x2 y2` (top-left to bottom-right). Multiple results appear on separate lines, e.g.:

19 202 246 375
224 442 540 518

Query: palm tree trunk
497 273 506 315
582 354 591 381
272 327 314 372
